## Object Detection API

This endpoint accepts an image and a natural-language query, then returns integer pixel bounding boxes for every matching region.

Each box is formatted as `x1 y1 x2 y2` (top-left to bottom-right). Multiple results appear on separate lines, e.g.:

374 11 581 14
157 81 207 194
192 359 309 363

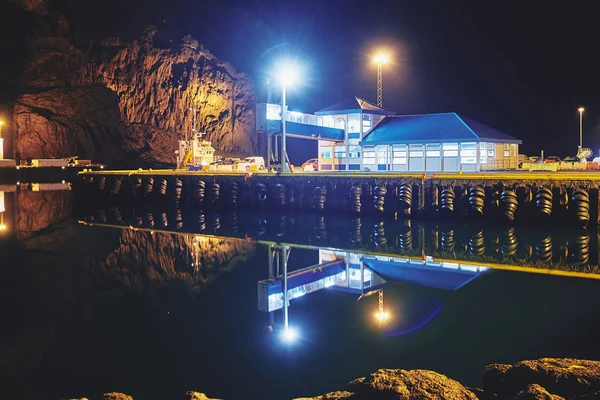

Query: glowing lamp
0 121 4 126
276 60 302 87
579 107 585 113
375 311 390 322
0 224 6 231
281 327 299 343
374 53 389 65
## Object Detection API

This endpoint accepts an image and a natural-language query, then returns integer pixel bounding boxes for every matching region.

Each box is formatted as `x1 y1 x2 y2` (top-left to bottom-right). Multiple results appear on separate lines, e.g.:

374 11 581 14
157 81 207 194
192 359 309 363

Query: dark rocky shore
64 358 600 399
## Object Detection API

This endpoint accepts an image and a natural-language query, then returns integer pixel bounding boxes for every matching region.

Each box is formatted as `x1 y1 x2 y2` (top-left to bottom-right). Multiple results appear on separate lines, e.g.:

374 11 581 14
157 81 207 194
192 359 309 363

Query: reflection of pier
77 206 600 280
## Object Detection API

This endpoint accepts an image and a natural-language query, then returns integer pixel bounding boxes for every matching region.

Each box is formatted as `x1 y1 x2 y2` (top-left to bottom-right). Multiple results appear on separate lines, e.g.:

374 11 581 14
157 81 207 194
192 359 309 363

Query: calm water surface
2 187 600 399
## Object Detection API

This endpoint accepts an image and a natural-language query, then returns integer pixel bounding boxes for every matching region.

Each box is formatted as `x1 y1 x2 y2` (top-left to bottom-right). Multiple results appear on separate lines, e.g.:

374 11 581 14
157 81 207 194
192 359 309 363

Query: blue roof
363 259 483 291
360 113 521 145
316 96 394 116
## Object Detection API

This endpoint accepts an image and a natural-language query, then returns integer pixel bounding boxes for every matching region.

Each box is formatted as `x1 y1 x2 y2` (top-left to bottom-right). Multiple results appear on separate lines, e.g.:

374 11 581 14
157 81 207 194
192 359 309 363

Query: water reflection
76 205 599 278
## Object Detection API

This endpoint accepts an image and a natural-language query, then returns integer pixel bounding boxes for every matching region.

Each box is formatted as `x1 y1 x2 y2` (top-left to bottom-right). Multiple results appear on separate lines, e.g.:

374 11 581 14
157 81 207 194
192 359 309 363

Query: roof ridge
454 113 479 140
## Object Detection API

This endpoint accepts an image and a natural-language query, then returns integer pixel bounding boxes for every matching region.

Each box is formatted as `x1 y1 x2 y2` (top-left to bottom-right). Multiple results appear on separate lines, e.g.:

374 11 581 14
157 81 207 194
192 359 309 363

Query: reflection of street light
276 61 301 173
374 52 390 107
358 288 391 326
578 107 585 150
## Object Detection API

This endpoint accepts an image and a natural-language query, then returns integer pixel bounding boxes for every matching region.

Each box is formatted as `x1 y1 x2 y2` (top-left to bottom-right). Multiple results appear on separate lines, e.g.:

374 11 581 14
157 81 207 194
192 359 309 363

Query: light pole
276 62 300 173
578 107 585 150
374 53 389 107
0 121 4 160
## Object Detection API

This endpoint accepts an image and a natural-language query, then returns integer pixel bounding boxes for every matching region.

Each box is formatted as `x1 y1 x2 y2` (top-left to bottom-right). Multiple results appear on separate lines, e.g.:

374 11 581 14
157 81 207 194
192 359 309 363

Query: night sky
53 0 600 157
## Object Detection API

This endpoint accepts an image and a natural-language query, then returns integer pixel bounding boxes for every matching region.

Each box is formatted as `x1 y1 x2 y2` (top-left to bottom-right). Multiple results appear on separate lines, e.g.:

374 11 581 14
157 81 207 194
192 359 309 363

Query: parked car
234 156 266 171
207 157 225 171
302 158 319 172
216 158 240 172
563 156 577 162
544 156 561 163
528 156 542 163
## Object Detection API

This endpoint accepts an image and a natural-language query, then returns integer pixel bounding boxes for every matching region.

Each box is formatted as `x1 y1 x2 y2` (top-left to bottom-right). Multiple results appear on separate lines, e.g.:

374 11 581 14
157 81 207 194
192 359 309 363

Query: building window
504 144 510 157
348 146 361 158
377 149 387 164
480 157 487 164
363 147 375 164
409 151 424 157
480 142 487 150
348 114 360 133
362 114 372 132
426 150 441 157
266 104 281 120
334 152 346 158
322 152 332 159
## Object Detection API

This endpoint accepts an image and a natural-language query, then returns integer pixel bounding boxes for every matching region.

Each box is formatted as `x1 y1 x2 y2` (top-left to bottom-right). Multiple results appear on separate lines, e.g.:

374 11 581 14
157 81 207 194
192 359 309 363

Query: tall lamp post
374 53 389 107
277 63 300 173
0 120 4 160
578 107 585 150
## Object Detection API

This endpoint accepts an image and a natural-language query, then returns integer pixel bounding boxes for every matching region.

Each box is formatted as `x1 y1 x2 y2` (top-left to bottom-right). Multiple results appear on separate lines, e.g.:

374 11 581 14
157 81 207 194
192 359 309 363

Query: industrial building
256 96 521 173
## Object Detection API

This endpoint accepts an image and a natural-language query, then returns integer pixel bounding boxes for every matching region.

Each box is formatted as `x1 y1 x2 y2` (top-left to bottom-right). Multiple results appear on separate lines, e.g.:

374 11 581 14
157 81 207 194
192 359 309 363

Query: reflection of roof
316 96 394 116
360 113 521 145
362 258 485 291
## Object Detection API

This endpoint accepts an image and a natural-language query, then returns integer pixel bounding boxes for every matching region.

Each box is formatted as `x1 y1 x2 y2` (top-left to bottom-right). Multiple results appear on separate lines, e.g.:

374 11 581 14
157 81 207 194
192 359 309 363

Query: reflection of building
256 96 521 172
258 247 488 314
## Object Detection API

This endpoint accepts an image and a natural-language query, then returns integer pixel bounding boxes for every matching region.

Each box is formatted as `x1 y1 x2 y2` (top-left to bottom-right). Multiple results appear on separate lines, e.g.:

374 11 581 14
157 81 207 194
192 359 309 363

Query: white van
234 156 265 172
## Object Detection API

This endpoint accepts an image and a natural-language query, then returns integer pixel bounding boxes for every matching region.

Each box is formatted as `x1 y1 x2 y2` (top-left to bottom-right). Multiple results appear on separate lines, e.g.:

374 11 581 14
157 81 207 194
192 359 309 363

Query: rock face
9 3 258 166
95 29 257 163
15 188 71 238
297 369 478 400
14 86 122 162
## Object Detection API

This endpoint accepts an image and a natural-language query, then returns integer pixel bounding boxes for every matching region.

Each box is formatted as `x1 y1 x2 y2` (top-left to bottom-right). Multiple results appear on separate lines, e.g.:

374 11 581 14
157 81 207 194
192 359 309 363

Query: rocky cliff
9 1 258 167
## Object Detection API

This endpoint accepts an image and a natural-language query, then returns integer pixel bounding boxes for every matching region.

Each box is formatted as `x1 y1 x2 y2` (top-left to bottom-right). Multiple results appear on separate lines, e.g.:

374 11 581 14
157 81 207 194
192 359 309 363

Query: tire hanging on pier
397 224 412 251
228 182 240 208
350 218 362 243
133 177 142 196
174 178 183 202
256 183 267 205
97 176 106 191
160 212 168 227
175 208 183 230
211 183 220 203
272 183 286 209
441 229 455 252
195 180 206 205
144 177 154 195
572 229 590 265
313 186 327 211
440 187 455 213
158 178 168 195
500 189 518 221
110 176 122 196
535 235 552 263
468 186 485 215
349 186 362 213
96 209 106 223
373 185 387 213
110 206 123 224
313 215 327 239
468 230 485 256
146 212 155 228
500 227 518 257
570 188 590 225
212 214 220 231
397 183 412 213
197 212 206 231
535 187 553 216
373 221 387 246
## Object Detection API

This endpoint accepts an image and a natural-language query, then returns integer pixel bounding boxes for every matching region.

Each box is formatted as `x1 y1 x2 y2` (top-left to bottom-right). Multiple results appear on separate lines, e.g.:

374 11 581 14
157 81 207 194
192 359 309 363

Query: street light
374 52 390 107
578 107 585 150
276 61 301 173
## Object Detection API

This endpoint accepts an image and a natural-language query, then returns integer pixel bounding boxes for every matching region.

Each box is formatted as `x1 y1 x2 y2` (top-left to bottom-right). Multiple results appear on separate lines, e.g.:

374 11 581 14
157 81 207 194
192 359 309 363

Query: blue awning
316 96 394 116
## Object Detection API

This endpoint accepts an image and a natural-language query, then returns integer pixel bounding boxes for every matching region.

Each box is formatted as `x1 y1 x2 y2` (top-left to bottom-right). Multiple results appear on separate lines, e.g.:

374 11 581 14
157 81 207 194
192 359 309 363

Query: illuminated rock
483 358 600 399
296 369 478 400
103 393 133 400
184 392 222 400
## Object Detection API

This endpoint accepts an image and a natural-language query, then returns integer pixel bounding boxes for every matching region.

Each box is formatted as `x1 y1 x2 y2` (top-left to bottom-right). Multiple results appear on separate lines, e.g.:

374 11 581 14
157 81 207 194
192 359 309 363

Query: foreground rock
296 369 478 400
483 358 600 399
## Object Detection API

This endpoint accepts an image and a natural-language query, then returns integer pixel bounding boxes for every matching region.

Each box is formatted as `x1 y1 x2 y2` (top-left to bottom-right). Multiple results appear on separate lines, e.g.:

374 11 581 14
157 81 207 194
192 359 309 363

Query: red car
302 158 319 172
544 156 561 163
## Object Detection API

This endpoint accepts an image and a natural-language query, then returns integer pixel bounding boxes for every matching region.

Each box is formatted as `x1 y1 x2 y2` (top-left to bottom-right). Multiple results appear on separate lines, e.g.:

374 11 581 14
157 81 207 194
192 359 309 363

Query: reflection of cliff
9 1 258 166
97 229 255 295
15 189 71 238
